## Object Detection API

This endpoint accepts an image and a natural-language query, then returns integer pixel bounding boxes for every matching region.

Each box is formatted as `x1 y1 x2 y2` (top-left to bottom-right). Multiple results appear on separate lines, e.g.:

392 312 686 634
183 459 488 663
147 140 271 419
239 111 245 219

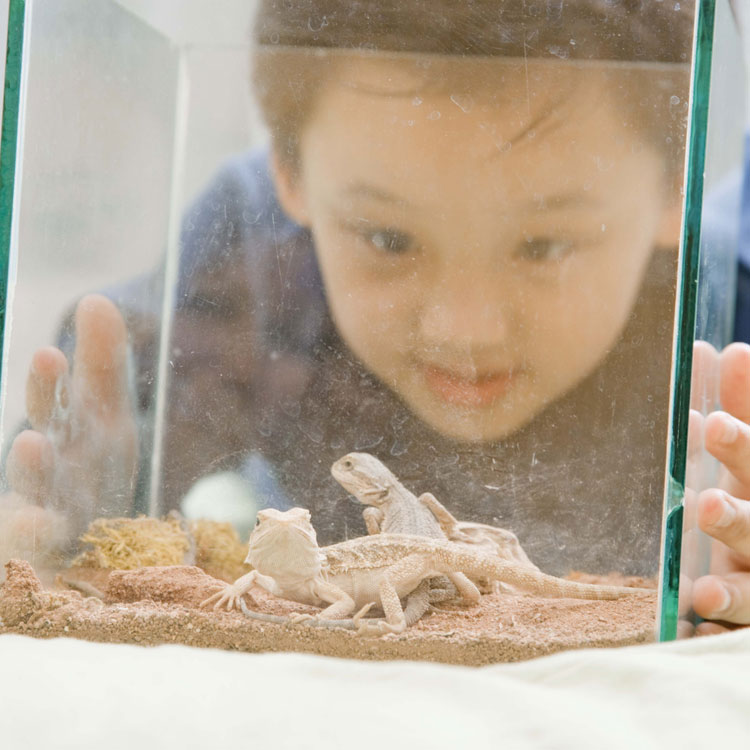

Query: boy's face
274 58 679 442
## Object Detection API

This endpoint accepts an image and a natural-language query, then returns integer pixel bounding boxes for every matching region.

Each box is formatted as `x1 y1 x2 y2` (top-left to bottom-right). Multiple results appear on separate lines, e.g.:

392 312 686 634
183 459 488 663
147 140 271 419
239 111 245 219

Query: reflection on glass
0 0 705 660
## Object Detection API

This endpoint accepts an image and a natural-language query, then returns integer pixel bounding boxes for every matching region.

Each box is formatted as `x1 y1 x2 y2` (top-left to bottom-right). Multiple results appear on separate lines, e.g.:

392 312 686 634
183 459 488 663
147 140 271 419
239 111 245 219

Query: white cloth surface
0 630 748 749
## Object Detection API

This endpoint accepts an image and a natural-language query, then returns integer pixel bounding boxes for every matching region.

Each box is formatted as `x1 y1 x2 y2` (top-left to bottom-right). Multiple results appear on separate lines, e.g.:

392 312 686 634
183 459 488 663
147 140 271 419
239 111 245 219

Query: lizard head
330 452 394 507
245 507 323 579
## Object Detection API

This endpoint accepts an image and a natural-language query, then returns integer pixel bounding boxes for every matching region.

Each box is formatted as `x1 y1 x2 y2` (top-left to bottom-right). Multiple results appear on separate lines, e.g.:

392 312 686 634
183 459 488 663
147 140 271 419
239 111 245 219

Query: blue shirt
734 136 750 343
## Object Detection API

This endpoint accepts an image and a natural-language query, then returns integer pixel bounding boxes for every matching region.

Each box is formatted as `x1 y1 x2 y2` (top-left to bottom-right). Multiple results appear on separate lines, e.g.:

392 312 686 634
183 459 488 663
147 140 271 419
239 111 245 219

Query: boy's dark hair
254 0 694 63
252 0 694 169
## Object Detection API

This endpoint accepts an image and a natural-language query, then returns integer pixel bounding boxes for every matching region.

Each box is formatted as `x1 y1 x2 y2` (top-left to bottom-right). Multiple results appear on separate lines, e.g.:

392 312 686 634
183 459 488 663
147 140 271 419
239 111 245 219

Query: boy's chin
406 396 541 444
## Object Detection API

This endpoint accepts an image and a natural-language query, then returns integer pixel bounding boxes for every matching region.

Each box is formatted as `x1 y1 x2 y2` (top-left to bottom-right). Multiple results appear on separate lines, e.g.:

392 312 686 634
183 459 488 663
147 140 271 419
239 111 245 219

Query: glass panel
0 0 181 565
0 0 712 662
0 0 24 389
674 0 747 637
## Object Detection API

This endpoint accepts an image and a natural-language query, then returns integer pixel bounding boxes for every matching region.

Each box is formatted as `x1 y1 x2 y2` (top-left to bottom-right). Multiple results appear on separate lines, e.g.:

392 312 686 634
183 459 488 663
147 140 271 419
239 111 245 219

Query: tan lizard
331 452 469 623
331 453 446 539
201 507 652 636
331 452 539 594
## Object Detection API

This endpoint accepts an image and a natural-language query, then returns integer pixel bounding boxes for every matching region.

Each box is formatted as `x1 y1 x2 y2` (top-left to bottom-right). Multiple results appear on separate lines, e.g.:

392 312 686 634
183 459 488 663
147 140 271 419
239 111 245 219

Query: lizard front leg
363 506 384 535
200 570 282 611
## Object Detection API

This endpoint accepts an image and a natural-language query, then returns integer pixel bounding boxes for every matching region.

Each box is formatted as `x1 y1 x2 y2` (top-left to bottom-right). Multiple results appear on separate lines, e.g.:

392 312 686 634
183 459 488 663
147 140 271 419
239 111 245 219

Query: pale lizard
201 507 652 636
331 451 467 624
331 452 539 595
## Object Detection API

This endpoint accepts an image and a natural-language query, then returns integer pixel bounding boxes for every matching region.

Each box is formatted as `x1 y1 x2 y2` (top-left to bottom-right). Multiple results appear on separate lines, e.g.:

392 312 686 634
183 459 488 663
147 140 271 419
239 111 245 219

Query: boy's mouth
419 363 518 407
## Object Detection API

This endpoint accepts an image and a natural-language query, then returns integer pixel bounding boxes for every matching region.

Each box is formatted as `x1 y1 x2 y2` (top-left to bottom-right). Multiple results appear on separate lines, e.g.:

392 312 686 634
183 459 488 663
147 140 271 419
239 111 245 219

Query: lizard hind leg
425 572 461 604
445 571 481 604
402 579 433 626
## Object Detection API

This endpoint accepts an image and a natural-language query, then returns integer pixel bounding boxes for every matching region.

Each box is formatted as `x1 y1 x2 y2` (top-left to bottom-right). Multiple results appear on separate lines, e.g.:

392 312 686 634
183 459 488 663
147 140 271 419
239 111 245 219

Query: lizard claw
289 612 317 625
351 602 376 626
200 583 244 612
199 586 228 610
356 618 405 637
356 620 386 637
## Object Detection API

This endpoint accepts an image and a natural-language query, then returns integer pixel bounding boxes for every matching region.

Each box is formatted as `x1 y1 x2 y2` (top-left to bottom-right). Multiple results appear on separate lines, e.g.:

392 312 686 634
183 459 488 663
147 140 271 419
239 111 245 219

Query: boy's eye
517 236 574 263
365 228 413 254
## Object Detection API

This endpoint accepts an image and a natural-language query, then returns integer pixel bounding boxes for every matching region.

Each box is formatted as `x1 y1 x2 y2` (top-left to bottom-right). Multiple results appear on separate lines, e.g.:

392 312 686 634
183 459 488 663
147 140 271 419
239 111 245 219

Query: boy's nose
417 269 513 352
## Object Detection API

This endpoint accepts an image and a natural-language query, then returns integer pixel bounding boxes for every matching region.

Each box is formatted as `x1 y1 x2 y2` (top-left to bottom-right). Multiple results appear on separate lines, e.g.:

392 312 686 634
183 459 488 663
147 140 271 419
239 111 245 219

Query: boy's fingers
703 411 750 491
719 342 750 424
72 294 131 416
690 340 720 412
696 488 750 559
694 621 732 636
678 571 694 617
692 572 750 625
26 347 69 431
5 430 53 502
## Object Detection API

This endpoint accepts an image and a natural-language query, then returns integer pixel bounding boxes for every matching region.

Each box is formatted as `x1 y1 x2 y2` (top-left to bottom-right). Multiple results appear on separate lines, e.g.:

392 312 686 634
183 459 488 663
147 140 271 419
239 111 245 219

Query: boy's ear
270 150 311 226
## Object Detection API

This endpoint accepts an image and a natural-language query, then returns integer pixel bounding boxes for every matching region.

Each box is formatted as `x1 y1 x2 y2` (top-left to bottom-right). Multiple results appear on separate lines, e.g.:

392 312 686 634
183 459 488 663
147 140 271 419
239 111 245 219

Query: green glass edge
0 0 25 377
659 0 716 641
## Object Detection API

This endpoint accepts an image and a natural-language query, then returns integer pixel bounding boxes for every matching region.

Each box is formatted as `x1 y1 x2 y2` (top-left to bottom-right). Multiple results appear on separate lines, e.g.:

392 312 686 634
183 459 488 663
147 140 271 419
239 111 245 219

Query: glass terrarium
0 0 738 663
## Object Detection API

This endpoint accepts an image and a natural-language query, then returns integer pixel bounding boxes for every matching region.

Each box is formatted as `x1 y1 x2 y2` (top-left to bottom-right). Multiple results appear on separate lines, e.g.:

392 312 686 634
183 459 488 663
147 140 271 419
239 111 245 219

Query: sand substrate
0 559 658 666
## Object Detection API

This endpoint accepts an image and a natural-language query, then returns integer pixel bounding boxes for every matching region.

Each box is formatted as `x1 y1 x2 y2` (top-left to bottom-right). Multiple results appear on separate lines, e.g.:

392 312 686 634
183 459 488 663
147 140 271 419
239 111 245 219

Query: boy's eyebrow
343 184 601 212
343 183 409 206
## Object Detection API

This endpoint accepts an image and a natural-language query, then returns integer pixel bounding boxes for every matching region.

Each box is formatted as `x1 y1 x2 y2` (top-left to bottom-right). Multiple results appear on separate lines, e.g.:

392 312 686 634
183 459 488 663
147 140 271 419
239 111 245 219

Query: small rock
105 565 225 609
0 559 45 627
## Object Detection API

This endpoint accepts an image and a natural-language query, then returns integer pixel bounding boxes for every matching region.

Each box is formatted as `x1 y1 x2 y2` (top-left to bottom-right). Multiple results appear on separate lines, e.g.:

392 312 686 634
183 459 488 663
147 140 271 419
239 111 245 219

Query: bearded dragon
201 507 652 636
331 452 470 623
331 452 539 595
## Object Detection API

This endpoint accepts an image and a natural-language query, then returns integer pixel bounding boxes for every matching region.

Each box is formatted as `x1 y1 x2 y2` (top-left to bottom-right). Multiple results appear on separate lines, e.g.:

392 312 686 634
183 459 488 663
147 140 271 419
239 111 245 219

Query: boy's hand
2 294 138 555
689 342 750 633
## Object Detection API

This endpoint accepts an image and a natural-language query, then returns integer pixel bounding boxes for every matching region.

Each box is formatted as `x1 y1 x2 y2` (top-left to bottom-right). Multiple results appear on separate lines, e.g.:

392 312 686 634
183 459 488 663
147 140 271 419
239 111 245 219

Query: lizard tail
438 548 652 600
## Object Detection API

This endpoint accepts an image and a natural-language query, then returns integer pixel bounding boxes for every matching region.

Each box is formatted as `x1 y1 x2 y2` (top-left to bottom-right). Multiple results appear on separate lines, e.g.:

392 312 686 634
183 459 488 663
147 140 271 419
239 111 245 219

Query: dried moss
70 515 250 581
190 520 250 582
72 516 190 570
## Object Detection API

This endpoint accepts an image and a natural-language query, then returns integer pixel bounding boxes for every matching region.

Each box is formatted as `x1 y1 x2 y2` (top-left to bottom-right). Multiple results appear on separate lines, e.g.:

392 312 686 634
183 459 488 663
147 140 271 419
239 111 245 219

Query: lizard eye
342 460 353 470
